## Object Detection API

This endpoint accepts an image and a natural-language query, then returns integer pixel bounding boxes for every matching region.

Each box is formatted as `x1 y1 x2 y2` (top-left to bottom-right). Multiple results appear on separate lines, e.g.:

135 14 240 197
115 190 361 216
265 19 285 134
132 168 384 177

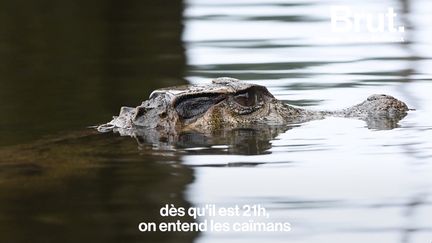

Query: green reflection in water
0 131 197 243
0 1 196 243
0 0 187 146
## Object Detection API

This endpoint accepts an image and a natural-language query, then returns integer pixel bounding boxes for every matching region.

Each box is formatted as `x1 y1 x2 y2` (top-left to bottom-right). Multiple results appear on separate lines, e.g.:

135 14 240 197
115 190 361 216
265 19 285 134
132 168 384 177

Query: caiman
97 77 409 137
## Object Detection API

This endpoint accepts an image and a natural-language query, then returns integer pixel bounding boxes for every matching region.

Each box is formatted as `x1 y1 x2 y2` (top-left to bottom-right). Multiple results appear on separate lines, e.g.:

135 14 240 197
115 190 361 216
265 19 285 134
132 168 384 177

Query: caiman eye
175 94 224 119
234 87 259 107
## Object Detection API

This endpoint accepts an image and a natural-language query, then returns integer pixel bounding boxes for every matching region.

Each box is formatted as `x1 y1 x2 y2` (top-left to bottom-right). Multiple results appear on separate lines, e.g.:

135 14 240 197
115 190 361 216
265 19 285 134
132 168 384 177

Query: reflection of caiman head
97 77 410 148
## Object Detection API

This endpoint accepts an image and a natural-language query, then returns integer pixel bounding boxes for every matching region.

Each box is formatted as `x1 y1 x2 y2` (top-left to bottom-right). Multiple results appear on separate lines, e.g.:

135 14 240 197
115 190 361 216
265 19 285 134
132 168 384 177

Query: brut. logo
331 6 405 33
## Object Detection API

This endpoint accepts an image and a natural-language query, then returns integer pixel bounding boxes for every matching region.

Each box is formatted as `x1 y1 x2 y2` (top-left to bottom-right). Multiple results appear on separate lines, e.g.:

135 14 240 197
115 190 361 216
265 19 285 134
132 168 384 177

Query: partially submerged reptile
97 77 409 137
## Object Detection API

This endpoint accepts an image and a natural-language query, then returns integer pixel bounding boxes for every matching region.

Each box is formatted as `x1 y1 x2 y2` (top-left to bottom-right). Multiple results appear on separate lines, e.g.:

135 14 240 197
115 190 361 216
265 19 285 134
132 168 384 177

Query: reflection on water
116 125 294 155
0 0 186 146
0 0 194 242
0 131 197 243
1 0 432 242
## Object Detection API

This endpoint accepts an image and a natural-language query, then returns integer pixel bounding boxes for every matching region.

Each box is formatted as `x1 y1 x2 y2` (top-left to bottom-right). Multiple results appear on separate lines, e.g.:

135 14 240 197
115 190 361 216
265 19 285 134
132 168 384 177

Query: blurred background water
0 0 431 243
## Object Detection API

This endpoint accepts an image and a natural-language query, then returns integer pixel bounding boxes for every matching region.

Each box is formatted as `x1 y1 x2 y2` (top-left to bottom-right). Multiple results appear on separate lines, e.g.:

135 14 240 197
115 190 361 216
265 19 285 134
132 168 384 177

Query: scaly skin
97 77 409 136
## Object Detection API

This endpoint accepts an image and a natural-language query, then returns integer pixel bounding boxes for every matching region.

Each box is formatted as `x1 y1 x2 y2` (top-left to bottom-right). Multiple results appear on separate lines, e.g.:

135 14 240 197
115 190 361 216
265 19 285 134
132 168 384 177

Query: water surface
1 0 431 242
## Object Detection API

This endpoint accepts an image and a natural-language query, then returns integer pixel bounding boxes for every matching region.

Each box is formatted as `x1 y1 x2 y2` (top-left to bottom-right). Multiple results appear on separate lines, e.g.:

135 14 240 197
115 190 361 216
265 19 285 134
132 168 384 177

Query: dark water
0 0 186 146
1 0 431 242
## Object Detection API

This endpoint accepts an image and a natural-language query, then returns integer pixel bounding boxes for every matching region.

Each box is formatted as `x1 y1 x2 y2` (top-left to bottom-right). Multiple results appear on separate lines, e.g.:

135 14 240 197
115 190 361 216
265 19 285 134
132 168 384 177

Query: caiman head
98 77 303 135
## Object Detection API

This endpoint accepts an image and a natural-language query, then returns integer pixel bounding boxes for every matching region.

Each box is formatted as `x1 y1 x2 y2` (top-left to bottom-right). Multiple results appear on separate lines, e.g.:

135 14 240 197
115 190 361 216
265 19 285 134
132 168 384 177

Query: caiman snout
340 94 409 119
